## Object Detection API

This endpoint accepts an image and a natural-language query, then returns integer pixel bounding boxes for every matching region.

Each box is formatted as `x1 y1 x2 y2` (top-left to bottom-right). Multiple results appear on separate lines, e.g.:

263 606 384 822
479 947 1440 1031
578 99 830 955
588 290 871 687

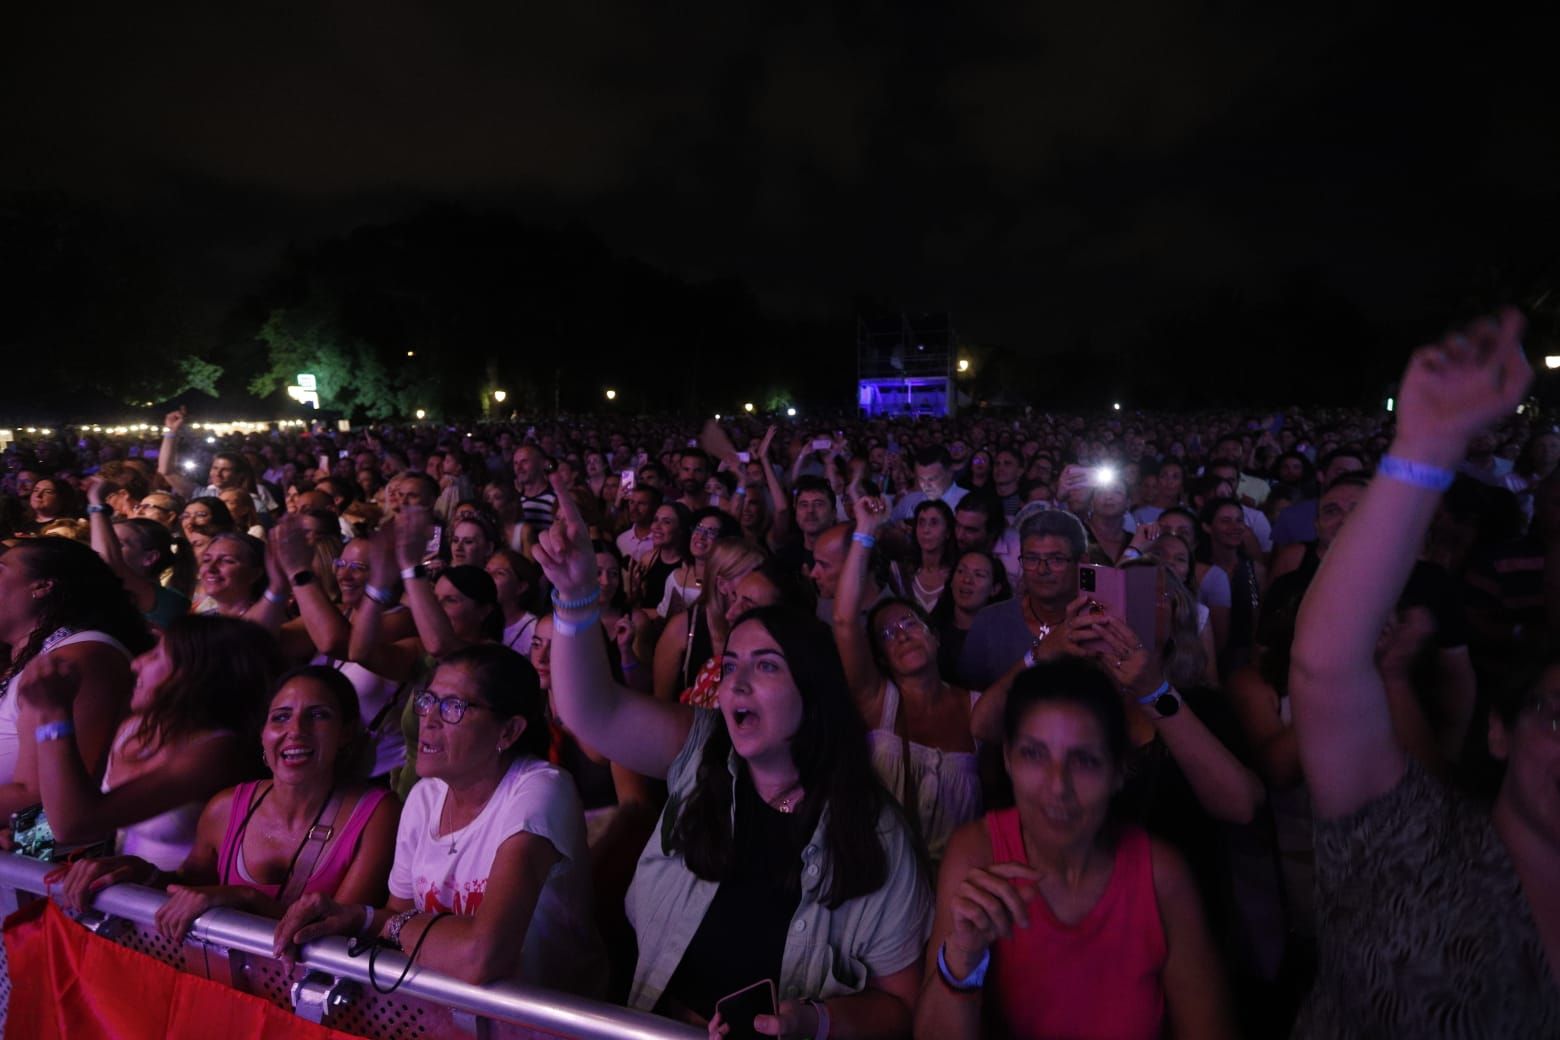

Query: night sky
6 5 1560 402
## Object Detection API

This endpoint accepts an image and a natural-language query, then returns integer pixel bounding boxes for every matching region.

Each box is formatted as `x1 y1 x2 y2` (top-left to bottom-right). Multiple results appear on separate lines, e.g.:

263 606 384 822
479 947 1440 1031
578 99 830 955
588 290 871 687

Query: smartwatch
400 564 428 582
1137 681 1182 719
291 570 315 588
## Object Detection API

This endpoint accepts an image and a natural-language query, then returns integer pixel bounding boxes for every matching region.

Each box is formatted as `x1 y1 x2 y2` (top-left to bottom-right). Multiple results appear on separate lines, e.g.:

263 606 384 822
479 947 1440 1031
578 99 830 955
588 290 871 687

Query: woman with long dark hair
47 665 398 944
18 614 280 868
534 477 931 1037
0 537 153 819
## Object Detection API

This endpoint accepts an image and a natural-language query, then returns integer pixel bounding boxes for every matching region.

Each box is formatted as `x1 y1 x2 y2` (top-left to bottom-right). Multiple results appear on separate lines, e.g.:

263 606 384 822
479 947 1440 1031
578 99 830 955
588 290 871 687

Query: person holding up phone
534 474 932 1039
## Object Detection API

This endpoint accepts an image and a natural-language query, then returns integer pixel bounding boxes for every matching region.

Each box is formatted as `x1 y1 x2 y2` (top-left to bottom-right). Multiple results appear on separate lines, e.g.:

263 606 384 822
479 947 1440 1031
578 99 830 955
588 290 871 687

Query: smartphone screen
737 451 751 463
715 979 776 1040
423 526 443 560
620 469 636 490
811 438 832 452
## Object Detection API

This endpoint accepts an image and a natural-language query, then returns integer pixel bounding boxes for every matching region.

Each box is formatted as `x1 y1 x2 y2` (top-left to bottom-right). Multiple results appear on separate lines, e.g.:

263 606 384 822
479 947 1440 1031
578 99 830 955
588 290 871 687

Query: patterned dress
1295 760 1559 1037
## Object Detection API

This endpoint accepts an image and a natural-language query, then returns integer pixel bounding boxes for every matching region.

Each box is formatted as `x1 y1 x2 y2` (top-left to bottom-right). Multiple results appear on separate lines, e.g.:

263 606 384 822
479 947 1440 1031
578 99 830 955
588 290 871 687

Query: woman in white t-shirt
273 644 604 994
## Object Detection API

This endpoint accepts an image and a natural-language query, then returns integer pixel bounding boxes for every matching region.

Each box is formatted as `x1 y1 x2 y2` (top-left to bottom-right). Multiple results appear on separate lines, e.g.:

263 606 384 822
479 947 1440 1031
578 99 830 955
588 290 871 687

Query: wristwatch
1137 681 1182 719
400 564 428 582
291 570 315 587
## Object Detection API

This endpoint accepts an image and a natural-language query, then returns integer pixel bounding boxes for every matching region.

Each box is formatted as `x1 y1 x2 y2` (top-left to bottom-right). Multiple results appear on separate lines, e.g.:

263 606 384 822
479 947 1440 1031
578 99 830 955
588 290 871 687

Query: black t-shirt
1117 686 1251 951
639 555 679 611
772 536 813 583
659 776 810 1020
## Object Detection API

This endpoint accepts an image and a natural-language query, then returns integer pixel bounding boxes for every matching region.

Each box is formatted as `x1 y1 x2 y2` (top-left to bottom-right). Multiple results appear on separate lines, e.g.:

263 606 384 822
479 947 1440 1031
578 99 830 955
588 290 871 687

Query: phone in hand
620 469 636 491
1078 564 1160 649
715 979 776 1040
423 526 443 561
811 438 832 452
736 451 751 463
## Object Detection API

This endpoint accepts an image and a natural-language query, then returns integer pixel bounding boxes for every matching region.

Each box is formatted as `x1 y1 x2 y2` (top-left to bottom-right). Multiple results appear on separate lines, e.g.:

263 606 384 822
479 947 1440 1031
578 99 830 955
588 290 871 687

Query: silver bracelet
385 908 419 950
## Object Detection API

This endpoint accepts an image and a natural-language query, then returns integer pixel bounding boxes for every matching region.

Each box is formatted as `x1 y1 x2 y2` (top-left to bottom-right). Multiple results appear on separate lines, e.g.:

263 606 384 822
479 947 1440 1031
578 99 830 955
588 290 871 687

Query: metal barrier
0 854 699 1039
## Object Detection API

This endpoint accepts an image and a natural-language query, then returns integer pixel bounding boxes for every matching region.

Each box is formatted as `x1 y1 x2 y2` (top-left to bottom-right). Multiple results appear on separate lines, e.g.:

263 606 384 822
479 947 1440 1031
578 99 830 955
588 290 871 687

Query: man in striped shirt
512 444 558 531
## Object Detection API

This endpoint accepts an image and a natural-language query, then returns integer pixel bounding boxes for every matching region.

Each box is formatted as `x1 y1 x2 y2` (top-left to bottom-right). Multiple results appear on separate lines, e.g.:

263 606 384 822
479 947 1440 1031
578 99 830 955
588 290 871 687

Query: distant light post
493 390 507 404
743 402 755 413
786 407 797 417
957 358 970 373
605 388 618 401
415 409 426 420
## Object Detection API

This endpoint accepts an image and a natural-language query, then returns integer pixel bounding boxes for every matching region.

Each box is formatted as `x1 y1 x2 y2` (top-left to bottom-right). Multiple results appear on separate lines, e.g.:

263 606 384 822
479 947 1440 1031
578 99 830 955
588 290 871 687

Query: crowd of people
1 311 1556 1038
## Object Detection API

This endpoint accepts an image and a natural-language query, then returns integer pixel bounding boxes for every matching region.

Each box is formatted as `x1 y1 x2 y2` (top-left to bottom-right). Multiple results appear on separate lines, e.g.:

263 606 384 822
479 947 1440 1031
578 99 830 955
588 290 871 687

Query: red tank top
986 809 1167 1040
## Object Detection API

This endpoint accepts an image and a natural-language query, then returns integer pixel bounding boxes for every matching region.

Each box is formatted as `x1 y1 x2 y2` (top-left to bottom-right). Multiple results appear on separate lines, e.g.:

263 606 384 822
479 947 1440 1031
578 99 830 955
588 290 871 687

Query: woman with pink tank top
917 657 1233 1039
50 665 398 945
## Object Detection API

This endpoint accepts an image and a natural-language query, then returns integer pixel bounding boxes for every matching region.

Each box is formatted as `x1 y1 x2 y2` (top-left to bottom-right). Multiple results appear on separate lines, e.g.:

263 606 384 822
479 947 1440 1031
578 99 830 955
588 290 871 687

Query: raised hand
1057 465 1092 506
163 407 187 435
533 472 598 602
271 514 315 576
1031 593 1106 664
394 506 435 570
1395 309 1532 464
1089 613 1160 696
946 860 1042 974
17 654 82 717
852 494 892 534
1128 521 1161 553
368 521 399 587
84 476 110 509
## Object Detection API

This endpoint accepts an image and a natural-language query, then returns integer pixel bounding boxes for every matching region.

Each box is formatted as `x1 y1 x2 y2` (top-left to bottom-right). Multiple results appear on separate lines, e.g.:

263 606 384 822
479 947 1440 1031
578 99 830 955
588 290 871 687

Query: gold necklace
769 782 803 814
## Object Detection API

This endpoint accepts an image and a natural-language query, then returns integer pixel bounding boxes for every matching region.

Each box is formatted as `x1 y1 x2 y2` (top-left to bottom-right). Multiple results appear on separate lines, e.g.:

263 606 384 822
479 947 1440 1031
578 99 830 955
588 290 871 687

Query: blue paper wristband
553 610 602 637
1378 455 1455 492
35 720 75 744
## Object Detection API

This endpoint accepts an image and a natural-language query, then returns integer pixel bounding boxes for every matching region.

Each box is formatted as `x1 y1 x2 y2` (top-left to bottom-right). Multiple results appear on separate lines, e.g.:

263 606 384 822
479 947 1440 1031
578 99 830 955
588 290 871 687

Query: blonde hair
1122 556 1207 688
701 537 765 641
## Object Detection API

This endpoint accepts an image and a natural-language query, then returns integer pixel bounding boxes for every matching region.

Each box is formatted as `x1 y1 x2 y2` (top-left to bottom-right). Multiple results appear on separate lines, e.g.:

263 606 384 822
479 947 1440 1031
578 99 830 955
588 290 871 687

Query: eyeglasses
878 615 929 643
412 690 495 725
333 559 370 573
136 501 175 516
1020 553 1077 572
691 525 724 539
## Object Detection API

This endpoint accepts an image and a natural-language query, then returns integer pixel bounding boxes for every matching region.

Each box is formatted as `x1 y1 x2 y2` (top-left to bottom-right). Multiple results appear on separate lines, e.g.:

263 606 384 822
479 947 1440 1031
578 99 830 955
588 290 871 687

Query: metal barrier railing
0 853 699 1039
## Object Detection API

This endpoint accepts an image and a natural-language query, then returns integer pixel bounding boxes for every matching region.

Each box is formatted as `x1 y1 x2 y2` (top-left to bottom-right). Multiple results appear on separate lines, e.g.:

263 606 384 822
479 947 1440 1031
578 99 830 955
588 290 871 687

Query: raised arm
1093 616 1265 824
395 506 473 659
157 408 197 499
1 643 130 818
85 480 155 610
271 517 351 660
534 473 693 779
348 525 425 680
21 655 244 843
834 496 889 705
1291 310 1531 818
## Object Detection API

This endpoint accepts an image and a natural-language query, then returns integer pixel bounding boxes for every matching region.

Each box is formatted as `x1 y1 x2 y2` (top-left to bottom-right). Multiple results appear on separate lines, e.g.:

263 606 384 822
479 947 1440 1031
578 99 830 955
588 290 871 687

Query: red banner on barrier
4 898 359 1040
